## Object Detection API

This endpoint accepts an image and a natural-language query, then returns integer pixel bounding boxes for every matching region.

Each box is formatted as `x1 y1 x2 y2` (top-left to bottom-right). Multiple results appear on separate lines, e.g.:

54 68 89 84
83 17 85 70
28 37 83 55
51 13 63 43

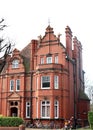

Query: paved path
25 128 62 130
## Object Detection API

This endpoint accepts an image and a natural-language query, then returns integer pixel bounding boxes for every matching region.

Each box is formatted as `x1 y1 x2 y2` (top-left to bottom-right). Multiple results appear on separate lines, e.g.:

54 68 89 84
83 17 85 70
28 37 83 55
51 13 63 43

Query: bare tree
0 18 13 72
85 75 93 104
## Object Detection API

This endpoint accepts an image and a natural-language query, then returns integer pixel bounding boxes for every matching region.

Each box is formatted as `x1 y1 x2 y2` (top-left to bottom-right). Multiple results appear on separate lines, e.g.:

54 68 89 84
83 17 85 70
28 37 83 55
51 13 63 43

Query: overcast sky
0 0 93 83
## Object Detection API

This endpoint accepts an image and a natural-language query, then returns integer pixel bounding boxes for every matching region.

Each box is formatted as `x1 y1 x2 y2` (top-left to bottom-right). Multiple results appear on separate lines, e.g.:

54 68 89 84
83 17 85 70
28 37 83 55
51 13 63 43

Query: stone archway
7 92 21 117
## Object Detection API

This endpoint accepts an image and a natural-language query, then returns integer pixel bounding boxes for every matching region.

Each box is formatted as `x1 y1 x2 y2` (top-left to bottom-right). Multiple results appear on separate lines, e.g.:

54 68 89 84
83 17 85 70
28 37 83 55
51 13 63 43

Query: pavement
25 128 62 130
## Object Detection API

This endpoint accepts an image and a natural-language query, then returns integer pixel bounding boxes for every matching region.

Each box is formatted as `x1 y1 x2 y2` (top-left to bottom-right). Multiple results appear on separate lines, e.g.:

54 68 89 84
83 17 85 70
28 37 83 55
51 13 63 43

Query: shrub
0 117 24 127
88 111 93 129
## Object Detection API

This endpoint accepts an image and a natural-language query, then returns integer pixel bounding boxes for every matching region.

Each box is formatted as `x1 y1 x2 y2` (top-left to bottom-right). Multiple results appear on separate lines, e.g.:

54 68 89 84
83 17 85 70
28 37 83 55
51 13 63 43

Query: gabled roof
21 55 30 72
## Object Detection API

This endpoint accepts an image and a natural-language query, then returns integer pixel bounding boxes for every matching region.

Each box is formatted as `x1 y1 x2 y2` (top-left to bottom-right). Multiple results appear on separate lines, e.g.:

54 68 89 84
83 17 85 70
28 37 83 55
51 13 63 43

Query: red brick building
0 25 90 127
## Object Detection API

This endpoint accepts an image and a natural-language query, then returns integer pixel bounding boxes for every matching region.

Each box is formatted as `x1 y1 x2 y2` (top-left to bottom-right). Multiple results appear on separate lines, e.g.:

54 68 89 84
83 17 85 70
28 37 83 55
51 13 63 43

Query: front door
10 107 18 117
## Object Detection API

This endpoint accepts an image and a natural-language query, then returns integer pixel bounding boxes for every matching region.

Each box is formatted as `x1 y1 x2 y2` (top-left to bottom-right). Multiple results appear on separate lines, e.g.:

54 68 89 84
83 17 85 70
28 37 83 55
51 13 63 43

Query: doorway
10 107 18 117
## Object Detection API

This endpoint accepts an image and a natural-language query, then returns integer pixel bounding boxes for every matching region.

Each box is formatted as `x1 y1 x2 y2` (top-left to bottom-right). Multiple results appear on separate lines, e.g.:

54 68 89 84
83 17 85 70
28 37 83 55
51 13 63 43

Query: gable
7 92 21 101
41 25 59 45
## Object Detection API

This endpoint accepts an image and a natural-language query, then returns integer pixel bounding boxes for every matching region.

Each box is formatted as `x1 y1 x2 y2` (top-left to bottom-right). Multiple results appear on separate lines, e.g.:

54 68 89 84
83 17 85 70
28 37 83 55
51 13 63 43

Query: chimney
73 36 78 58
65 26 72 58
30 40 38 70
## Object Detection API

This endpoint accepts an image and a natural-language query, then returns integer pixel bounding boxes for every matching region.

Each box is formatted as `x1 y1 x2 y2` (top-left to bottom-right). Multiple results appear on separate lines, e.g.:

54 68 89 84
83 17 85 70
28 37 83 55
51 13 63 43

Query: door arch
10 107 18 117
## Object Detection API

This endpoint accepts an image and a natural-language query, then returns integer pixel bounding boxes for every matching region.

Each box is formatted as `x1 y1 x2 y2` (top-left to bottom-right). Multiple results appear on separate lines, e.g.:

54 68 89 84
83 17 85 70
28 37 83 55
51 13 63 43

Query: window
26 102 30 118
54 76 59 89
47 57 52 64
41 58 44 64
41 76 50 89
54 100 59 118
55 56 58 63
10 80 14 91
36 100 38 118
36 77 38 90
41 100 50 118
12 60 19 68
16 79 20 91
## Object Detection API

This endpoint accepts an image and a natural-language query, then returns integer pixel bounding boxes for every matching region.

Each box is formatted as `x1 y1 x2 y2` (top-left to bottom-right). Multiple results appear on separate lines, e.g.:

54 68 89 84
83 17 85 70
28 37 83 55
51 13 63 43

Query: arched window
26 102 30 118
54 100 59 118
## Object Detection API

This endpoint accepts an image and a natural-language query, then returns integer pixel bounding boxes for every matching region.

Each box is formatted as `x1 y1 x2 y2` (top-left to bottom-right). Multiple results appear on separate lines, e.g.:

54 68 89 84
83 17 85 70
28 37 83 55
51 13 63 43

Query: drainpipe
30 71 33 121
73 59 77 128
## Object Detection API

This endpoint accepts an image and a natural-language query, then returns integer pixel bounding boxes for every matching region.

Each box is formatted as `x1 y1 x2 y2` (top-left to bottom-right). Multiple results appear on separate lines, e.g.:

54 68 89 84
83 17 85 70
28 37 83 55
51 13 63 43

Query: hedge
88 111 93 129
0 117 24 127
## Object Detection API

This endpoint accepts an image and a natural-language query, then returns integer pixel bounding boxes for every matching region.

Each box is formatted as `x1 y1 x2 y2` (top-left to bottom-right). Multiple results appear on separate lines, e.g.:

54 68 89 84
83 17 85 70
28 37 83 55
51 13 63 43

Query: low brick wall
0 127 19 130
0 125 25 130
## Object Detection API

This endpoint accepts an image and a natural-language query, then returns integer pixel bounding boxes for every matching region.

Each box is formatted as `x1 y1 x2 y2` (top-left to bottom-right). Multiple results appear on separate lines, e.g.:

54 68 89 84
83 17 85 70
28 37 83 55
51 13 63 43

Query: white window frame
12 60 19 68
10 80 14 91
54 75 59 89
55 55 58 63
47 57 52 64
26 102 30 118
41 57 44 64
16 79 20 91
36 100 38 118
41 76 50 89
41 100 50 118
54 100 59 118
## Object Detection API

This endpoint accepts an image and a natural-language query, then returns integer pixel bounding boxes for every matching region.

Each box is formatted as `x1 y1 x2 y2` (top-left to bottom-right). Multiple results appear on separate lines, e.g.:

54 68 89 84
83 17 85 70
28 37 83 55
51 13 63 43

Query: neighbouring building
0 25 90 128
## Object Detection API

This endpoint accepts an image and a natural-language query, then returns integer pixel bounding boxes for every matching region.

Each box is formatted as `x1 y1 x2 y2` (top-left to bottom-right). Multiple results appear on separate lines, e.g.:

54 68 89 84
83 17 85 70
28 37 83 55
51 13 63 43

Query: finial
58 33 62 37
48 18 50 26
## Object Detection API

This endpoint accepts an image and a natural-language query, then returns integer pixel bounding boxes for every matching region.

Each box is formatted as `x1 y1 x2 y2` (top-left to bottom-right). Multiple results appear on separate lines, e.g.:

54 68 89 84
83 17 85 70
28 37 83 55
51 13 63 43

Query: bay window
55 55 58 63
54 75 59 89
41 100 50 118
41 76 50 89
47 57 52 64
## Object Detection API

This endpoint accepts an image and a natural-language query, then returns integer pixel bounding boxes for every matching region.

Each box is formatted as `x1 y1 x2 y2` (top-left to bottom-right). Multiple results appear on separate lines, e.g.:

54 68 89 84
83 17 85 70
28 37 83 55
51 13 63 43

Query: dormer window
12 59 19 68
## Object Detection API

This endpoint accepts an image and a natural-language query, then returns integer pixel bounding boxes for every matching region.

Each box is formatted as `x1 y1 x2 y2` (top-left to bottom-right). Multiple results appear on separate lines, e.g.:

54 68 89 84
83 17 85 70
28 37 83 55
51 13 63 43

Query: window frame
54 75 59 89
46 56 52 64
16 79 20 91
55 55 58 63
36 77 38 90
41 76 50 89
41 100 50 118
26 102 30 118
41 57 44 64
10 80 14 91
12 59 19 69
54 100 59 118
36 100 38 118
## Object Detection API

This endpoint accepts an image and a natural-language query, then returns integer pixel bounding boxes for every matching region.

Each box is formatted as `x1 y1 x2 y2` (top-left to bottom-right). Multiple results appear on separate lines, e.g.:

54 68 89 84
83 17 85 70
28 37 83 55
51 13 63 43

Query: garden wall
0 127 19 130
0 125 25 130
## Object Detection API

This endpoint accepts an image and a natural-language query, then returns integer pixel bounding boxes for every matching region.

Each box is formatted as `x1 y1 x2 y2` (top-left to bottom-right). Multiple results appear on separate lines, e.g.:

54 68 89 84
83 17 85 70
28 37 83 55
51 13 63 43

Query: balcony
36 63 63 71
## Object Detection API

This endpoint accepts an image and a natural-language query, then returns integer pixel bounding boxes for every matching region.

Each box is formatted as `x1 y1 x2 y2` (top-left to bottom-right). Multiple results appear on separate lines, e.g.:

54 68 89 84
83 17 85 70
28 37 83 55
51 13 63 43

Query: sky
0 0 93 84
